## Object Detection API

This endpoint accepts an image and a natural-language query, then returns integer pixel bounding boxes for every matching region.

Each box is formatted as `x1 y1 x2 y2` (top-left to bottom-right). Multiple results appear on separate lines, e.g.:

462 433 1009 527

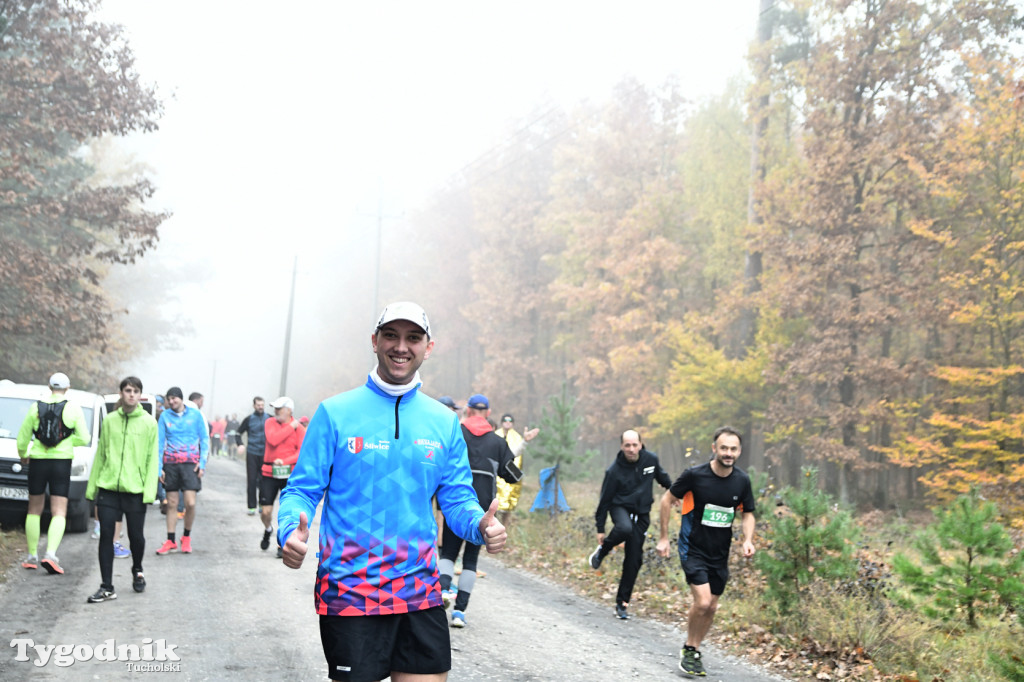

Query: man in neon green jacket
16 372 89 575
84 376 159 603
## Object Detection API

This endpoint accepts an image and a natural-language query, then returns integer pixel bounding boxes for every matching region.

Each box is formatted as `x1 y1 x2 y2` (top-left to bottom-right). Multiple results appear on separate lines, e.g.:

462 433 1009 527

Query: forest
2 0 1023 517
388 0 1024 518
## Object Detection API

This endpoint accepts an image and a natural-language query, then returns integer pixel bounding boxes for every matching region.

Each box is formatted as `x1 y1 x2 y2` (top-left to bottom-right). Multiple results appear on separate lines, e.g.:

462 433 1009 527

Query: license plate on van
0 486 29 500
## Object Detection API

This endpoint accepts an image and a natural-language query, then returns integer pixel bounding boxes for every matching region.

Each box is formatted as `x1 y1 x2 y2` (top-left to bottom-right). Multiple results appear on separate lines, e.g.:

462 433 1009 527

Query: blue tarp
529 464 571 512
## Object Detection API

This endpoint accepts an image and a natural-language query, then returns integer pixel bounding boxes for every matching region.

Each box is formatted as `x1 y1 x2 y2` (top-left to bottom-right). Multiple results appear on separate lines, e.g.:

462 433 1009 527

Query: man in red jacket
259 396 305 558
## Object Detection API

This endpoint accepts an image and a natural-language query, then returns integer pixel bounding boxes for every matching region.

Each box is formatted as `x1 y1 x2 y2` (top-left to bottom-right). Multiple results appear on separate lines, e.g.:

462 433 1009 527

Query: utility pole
736 0 774 356
280 255 297 397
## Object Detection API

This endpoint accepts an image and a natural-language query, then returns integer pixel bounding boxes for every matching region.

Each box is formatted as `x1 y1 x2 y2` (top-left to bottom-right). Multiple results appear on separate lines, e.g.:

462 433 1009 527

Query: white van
0 379 107 532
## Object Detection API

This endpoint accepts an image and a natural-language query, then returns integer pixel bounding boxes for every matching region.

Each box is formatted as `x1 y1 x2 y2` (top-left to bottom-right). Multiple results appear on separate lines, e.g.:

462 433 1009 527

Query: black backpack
34 400 72 448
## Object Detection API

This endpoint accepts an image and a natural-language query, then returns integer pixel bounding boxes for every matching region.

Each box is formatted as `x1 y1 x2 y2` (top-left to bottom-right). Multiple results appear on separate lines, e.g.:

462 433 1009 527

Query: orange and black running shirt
669 461 755 565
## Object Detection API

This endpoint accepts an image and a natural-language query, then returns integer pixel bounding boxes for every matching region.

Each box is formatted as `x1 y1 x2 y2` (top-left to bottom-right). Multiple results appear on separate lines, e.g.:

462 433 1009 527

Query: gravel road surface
0 456 789 681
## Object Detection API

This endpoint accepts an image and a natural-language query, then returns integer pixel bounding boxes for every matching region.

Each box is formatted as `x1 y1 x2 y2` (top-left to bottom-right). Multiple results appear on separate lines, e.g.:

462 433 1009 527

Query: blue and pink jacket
278 377 485 616
158 406 209 475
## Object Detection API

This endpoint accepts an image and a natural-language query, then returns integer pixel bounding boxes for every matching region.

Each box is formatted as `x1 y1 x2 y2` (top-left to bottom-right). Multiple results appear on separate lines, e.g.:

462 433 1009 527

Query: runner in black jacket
438 394 521 628
590 429 672 620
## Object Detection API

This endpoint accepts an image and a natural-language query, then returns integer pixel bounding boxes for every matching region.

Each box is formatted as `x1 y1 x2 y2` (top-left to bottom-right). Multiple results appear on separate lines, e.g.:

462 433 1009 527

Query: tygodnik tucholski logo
10 637 181 670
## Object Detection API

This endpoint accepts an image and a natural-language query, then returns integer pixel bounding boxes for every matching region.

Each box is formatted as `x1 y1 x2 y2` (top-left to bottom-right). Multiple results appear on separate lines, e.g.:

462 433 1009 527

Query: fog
97 1 757 420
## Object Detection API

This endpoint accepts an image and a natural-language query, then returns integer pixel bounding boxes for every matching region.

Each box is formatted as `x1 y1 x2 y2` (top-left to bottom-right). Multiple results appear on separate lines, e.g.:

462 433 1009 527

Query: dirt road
0 457 788 681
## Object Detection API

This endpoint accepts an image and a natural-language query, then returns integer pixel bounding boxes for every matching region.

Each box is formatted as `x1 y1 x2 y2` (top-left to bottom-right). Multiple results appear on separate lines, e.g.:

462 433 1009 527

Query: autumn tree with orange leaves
0 0 166 383
881 58 1024 522
755 0 1022 505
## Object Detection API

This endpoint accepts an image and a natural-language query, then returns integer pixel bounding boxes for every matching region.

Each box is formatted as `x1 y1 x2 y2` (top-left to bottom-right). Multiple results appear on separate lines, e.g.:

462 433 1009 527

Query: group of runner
590 426 755 676
15 300 756 681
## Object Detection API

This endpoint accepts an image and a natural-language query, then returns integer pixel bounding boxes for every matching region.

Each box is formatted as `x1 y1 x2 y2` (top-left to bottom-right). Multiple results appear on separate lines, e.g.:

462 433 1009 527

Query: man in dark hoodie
236 396 272 515
590 429 673 620
438 393 522 629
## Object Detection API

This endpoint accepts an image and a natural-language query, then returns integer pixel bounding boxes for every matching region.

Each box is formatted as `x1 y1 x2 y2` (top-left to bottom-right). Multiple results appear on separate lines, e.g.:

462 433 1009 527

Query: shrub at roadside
754 467 859 618
893 487 1024 630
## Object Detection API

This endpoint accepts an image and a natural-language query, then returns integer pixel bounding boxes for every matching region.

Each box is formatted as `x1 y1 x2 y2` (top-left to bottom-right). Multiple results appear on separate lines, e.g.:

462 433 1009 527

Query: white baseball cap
269 396 294 411
374 301 431 337
48 372 70 389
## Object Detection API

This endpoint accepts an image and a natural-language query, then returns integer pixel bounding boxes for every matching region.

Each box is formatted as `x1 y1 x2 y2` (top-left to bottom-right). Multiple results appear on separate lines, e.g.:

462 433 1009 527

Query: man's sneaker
91 520 101 539
21 555 38 570
87 588 116 603
113 542 130 559
133 573 146 593
615 603 630 620
451 610 467 628
679 647 706 677
180 536 192 553
247 508 258 516
41 554 65 575
155 540 177 555
276 546 284 559
588 545 604 570
261 529 272 551
441 588 456 610
177 511 184 519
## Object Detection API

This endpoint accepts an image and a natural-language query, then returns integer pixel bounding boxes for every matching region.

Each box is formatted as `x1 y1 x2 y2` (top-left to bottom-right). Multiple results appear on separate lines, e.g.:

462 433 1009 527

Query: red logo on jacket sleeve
347 437 363 454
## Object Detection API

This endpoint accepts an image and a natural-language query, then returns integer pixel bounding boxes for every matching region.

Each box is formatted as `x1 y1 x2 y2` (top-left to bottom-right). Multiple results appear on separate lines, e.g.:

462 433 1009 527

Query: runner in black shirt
656 426 755 677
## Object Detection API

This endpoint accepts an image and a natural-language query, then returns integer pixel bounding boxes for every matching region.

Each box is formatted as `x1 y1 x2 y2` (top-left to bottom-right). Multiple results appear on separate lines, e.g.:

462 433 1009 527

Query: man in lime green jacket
16 372 89 575
84 376 159 603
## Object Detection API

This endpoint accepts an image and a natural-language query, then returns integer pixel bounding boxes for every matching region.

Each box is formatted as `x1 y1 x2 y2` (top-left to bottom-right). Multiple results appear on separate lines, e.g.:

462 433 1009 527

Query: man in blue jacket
279 301 507 682
155 386 209 555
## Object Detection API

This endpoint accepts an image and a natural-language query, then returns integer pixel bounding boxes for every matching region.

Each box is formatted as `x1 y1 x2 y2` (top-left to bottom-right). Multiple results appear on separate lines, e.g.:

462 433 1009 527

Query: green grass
497 475 1023 681
0 528 21 583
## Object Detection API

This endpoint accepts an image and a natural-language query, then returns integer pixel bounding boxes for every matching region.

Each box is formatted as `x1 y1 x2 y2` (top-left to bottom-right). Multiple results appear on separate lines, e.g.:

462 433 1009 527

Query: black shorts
258 476 287 507
95 488 147 516
162 462 202 492
319 607 451 682
27 458 72 497
682 556 730 596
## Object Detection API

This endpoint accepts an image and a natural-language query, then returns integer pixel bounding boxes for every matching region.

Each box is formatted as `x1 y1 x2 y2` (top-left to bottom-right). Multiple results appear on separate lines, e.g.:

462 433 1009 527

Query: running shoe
155 539 177 555
22 555 38 570
180 536 192 553
133 572 146 593
87 588 117 603
441 588 456 610
679 647 706 677
588 545 604 570
177 511 184 519
247 508 258 516
615 603 630 620
276 546 283 559
91 520 101 539
41 554 65 575
160 499 167 515
113 542 130 559
261 528 272 551
451 610 467 628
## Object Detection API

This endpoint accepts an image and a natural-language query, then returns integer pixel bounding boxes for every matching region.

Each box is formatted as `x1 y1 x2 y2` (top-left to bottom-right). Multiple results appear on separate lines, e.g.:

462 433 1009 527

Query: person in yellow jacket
494 413 539 526
16 372 89 575
84 376 159 603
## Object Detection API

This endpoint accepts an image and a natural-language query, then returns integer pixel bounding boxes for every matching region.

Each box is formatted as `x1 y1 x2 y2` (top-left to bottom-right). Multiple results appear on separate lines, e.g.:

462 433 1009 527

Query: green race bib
271 464 292 479
701 503 735 528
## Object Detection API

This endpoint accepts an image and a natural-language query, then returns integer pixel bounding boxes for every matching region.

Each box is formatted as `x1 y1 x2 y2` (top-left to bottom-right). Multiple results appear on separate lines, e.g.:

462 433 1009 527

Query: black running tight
97 504 147 589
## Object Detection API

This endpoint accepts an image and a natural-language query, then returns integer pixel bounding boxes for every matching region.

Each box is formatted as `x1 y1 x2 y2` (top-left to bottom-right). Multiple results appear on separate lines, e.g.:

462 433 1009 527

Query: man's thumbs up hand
283 512 309 569
478 498 506 554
